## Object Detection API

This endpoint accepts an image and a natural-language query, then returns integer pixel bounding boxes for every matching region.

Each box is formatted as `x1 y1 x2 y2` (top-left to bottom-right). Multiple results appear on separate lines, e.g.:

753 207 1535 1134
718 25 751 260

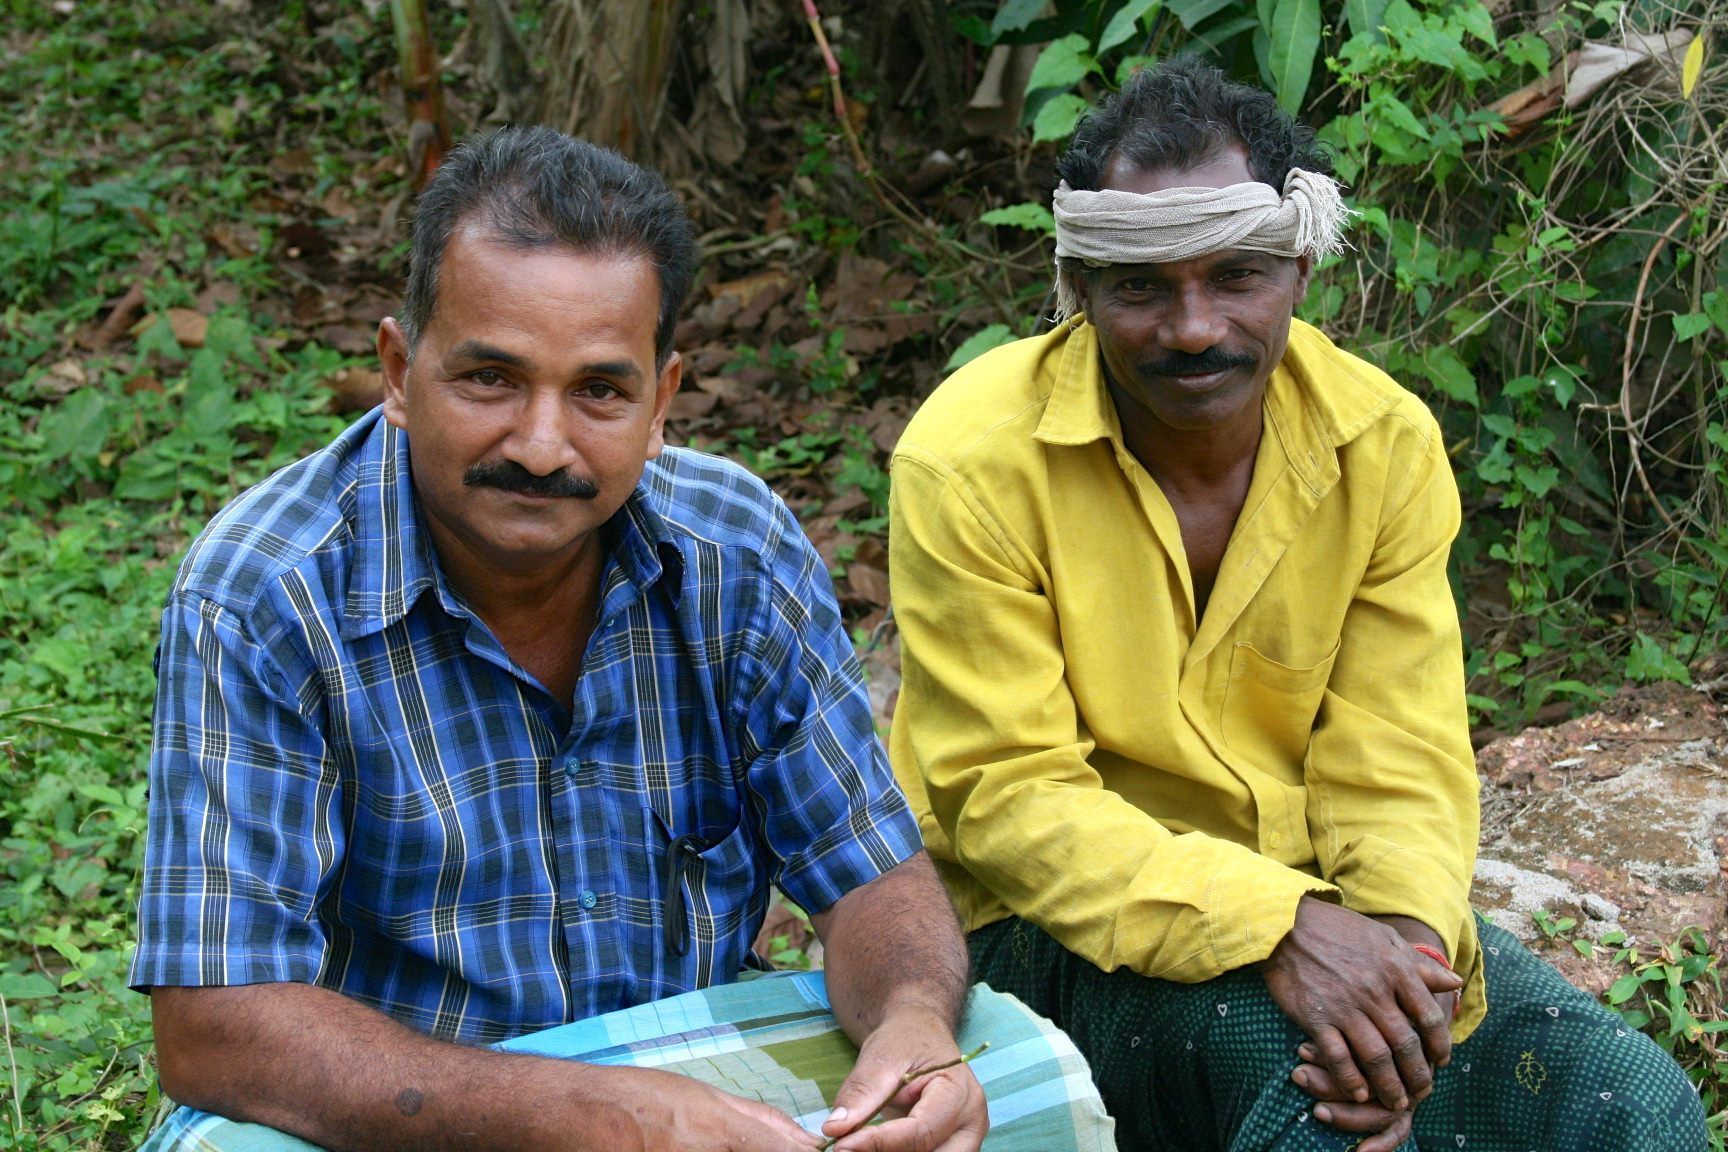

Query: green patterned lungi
139 973 1116 1151
971 914 1706 1151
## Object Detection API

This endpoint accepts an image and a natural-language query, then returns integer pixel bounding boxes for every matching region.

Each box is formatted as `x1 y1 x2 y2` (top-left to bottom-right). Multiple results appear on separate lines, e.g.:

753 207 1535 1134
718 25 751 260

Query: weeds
1533 911 1726 1147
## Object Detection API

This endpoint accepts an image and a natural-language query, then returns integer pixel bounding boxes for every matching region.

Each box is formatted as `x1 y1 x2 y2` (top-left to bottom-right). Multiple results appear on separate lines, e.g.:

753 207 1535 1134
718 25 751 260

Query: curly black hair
1056 56 1332 192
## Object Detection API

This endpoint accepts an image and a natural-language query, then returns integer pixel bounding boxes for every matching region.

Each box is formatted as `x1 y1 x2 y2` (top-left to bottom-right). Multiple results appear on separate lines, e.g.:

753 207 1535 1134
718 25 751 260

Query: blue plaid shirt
130 410 920 1044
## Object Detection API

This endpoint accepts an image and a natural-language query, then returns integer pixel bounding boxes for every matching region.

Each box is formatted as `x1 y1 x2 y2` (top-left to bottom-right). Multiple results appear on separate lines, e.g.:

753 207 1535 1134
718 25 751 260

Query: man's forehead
1096 248 1291 276
1100 145 1255 196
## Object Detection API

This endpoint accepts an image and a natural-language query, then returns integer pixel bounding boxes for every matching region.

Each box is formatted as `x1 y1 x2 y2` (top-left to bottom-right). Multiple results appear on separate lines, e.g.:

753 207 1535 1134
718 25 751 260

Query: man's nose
504 389 581 477
1156 286 1227 355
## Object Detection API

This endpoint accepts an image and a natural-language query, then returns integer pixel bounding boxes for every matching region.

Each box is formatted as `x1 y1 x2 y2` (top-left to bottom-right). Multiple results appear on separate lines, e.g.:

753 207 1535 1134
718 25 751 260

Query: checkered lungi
139 973 1117 1150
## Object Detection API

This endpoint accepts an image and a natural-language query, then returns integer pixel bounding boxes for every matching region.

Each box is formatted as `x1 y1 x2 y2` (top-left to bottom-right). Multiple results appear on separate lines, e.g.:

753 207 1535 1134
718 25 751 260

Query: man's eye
469 369 505 386
1219 268 1257 284
579 381 618 400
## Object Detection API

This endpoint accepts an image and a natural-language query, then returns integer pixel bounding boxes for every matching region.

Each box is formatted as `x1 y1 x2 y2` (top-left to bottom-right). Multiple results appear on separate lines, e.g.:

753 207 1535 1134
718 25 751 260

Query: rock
1472 682 1728 984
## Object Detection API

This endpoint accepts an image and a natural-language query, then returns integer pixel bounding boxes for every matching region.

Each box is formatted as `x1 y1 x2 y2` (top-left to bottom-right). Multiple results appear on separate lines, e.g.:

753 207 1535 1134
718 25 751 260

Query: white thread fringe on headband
1050 168 1353 320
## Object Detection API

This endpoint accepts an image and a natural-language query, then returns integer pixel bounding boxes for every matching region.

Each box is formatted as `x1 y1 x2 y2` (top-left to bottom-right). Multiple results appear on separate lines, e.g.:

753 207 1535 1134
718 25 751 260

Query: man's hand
613 1067 825 1151
1290 1064 1415 1152
1263 898 1461 1117
811 853 989 1152
820 1009 988 1152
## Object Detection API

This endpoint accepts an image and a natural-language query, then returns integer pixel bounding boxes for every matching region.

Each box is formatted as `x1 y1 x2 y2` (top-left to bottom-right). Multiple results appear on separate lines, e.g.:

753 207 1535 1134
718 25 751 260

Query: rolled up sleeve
130 592 342 991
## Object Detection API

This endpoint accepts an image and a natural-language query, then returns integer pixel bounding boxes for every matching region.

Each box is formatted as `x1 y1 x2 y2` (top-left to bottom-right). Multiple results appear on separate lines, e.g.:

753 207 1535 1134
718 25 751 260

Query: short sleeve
130 592 345 990
733 501 921 915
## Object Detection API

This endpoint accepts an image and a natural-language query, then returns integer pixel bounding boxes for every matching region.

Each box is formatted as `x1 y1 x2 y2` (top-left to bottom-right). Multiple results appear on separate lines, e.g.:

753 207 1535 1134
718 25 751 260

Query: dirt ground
1474 678 1728 992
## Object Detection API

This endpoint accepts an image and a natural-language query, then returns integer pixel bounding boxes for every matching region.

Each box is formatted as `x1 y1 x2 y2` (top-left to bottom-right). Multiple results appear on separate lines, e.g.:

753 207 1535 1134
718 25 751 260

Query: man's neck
1110 381 1266 496
425 517 608 702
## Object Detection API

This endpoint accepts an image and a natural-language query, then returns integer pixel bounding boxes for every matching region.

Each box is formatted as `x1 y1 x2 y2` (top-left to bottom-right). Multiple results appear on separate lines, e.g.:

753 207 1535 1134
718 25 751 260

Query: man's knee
1462 922 1709 1149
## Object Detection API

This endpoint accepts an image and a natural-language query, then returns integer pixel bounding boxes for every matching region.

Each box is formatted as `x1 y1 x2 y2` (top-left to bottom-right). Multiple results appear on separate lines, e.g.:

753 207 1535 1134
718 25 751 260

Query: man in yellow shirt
888 57 1705 1152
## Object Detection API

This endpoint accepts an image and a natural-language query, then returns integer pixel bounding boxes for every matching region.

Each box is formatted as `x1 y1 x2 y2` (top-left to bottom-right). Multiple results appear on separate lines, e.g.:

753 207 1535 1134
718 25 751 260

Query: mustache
463 460 600 499
1143 348 1255 376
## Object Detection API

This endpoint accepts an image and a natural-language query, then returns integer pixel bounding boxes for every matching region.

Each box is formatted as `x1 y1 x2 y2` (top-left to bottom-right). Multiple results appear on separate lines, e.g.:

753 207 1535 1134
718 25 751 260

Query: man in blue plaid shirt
130 128 1109 1152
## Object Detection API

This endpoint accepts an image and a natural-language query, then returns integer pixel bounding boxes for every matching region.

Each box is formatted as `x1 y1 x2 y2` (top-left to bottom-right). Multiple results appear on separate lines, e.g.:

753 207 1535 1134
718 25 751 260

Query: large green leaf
1099 0 1162 53
1165 0 1244 30
1264 0 1321 114
1343 0 1389 42
991 0 1047 36
1032 93 1092 142
980 202 1057 234
1026 34 1100 95
945 325 1018 372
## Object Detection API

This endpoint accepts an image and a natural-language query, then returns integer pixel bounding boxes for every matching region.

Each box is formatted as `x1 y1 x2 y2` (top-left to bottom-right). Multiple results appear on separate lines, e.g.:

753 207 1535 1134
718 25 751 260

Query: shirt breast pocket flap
1222 640 1339 779
645 805 760 949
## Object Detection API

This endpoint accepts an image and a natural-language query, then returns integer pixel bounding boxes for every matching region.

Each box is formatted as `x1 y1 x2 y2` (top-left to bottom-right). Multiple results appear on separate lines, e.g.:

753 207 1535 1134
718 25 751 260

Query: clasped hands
1263 897 1462 1152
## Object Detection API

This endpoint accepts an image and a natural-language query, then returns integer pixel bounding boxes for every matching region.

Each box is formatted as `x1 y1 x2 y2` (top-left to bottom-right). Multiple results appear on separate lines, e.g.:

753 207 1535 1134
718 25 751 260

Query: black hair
1056 56 1332 192
401 126 698 369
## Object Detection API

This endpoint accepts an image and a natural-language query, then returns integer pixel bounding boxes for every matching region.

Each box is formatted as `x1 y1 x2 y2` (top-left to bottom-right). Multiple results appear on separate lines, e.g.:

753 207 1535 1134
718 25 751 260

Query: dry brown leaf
323 367 384 413
316 324 377 356
210 222 259 259
46 359 88 389
692 374 750 403
197 282 242 312
845 561 890 608
319 186 358 221
272 147 315 177
162 308 208 348
667 390 719 421
88 282 148 350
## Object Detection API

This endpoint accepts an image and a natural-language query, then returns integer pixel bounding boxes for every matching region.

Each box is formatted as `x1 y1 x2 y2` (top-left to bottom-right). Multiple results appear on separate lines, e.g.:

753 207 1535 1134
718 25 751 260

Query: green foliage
957 0 1727 730
1534 914 1728 1147
0 2 395 1145
945 324 1019 371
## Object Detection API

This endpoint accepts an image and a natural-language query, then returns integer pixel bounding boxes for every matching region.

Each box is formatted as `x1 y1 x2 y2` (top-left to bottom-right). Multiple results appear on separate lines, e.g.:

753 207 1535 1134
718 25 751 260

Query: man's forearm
810 852 970 1043
153 982 651 1151
151 982 827 1152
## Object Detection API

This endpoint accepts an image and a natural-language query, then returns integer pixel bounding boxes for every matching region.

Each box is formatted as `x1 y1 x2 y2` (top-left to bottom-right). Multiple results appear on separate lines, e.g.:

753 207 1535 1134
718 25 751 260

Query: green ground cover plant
1 4 388 1144
1535 911 1727 1147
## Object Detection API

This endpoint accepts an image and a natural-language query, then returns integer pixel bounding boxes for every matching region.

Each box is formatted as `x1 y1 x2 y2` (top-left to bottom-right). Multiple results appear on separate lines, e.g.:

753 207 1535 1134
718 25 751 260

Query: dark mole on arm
396 1087 425 1117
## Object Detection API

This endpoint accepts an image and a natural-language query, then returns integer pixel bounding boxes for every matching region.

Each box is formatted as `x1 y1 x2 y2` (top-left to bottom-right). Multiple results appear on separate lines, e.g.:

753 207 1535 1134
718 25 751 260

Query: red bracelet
1412 943 1452 970
1412 944 1461 1018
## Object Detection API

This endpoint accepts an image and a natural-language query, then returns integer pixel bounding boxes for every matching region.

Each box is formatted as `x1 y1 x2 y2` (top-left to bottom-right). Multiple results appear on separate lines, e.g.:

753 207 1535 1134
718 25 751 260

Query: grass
0 4 386 1144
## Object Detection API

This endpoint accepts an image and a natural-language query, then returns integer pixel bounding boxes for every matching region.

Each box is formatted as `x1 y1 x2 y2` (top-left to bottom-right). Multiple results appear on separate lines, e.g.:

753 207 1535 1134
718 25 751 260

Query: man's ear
378 317 411 429
1292 255 1314 310
645 350 683 459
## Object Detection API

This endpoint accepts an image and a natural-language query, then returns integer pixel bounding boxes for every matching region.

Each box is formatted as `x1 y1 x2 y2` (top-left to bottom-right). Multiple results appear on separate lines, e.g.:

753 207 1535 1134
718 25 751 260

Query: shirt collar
1030 316 1399 489
1032 319 1125 448
340 417 684 639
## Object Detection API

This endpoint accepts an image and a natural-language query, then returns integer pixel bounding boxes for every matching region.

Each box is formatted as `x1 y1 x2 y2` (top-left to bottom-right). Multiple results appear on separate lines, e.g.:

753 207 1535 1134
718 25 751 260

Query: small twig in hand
820 1042 990 1149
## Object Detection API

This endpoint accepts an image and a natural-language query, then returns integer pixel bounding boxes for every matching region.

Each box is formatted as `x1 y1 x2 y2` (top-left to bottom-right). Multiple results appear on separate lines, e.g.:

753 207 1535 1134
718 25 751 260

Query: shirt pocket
1221 640 1339 784
644 805 764 989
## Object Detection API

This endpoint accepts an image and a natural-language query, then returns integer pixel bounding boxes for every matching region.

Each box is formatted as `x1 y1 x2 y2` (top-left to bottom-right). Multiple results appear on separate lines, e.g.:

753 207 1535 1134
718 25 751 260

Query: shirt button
1268 832 1283 849
579 889 598 910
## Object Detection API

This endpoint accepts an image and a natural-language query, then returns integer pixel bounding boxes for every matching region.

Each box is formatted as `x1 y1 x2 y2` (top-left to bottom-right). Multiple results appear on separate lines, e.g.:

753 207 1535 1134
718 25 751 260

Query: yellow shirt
888 318 1485 1039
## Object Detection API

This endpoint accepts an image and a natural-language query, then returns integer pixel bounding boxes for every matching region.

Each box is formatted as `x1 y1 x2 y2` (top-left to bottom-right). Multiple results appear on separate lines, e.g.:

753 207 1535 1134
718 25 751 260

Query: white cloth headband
1050 168 1352 319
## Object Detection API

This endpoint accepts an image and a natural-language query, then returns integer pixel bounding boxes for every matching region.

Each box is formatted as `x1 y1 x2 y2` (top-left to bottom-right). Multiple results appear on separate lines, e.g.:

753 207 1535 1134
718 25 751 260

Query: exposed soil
1475 679 1728 992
